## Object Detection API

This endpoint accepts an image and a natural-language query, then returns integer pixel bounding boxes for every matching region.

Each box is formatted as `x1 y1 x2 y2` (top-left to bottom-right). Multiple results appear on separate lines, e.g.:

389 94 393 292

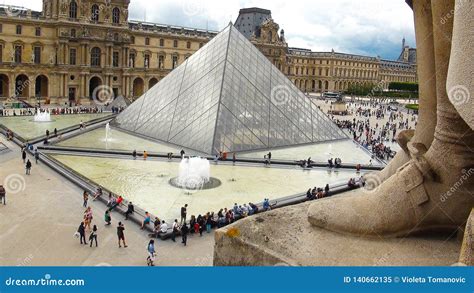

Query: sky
1 0 415 60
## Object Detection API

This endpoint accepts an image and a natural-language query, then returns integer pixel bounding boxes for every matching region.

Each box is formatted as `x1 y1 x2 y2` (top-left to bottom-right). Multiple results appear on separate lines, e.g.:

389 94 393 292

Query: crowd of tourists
0 105 105 117
329 100 417 161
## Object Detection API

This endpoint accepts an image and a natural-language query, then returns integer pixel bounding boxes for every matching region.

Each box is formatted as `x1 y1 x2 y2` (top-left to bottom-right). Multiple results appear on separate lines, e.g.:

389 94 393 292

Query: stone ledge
214 197 462 266
459 208 473 266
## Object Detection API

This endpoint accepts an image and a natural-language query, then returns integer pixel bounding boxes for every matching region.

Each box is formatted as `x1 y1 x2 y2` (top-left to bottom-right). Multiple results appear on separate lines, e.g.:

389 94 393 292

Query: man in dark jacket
0 185 6 205
181 223 189 246
125 202 135 220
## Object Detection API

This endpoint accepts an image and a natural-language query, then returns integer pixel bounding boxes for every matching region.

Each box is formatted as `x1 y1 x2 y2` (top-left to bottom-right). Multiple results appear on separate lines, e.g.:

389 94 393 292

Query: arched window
91 47 101 67
112 7 120 24
69 1 78 19
91 4 99 22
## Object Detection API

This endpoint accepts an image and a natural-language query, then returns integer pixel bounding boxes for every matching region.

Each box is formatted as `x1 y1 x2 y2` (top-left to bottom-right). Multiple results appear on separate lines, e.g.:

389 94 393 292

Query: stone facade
0 1 417 105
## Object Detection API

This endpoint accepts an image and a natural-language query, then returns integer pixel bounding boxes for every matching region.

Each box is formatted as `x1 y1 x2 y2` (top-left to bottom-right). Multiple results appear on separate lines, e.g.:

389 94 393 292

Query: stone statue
308 0 474 237
80 2 88 17
122 8 128 22
60 0 68 14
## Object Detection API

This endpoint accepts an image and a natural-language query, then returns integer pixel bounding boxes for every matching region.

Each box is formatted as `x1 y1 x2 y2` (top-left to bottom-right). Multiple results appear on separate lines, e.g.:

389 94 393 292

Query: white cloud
1 0 415 59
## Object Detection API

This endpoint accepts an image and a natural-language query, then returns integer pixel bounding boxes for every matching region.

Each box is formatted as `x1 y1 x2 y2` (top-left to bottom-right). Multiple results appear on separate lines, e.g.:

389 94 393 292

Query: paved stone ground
0 136 214 266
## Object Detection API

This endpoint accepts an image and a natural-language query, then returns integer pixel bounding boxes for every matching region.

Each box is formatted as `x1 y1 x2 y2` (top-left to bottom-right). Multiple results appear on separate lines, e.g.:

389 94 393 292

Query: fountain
33 111 52 122
105 123 112 143
169 157 221 191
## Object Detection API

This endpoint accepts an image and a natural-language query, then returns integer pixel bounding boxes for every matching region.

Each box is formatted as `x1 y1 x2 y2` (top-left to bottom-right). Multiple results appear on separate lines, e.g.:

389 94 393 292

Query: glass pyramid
114 24 347 155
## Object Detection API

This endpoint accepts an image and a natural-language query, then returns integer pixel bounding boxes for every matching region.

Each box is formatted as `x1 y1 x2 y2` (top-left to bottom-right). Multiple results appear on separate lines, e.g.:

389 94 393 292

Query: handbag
74 231 80 238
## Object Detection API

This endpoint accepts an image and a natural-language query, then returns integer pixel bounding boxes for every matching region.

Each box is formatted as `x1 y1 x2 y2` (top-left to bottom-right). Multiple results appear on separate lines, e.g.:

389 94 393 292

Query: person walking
0 185 6 205
34 149 39 164
146 240 156 266
180 204 188 225
25 159 32 175
181 223 189 246
117 222 127 248
77 222 87 245
22 148 26 163
83 191 89 208
89 225 98 247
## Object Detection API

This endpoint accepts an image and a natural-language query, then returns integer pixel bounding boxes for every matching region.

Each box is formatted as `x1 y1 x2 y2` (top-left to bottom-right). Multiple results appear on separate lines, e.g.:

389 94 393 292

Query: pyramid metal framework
114 24 347 155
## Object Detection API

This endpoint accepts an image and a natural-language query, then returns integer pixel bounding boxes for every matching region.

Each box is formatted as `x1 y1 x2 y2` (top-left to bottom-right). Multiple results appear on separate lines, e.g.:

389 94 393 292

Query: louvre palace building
0 2 417 104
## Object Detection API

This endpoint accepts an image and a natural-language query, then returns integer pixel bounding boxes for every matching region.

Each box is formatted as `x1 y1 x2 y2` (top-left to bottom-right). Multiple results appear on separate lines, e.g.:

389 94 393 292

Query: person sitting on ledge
306 188 315 200
125 202 134 220
109 195 123 211
347 178 357 189
132 150 137 160
307 157 314 168
159 220 168 235
316 188 324 199
92 187 103 201
167 152 173 160
248 202 258 215
335 158 342 168
263 198 271 211
328 158 334 168
141 212 151 230
151 217 160 238
324 184 330 196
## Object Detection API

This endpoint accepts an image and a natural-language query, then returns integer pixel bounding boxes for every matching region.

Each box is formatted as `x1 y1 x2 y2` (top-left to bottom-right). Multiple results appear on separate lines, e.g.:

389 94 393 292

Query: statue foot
308 153 473 238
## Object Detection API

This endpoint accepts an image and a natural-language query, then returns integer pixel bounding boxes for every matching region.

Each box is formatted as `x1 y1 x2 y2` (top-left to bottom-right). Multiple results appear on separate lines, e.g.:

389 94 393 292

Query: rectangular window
0 24 3 33
113 51 119 67
172 55 178 69
158 55 164 69
14 45 22 63
186 41 191 49
173 40 178 48
69 48 77 65
35 27 41 36
34 46 41 64
0 46 2 63
16 25 22 35
145 38 150 46
159 39 164 47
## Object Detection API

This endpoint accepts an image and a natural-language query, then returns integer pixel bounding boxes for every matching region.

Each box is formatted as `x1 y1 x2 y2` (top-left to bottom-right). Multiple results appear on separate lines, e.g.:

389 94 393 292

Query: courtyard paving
0 136 214 266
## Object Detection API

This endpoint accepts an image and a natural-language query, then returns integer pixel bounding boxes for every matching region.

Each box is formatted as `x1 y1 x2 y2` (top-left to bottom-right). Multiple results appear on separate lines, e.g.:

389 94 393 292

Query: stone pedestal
214 194 462 266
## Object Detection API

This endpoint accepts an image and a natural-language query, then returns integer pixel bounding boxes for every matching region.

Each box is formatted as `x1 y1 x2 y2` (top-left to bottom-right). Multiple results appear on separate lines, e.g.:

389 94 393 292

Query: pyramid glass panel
114 24 347 155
